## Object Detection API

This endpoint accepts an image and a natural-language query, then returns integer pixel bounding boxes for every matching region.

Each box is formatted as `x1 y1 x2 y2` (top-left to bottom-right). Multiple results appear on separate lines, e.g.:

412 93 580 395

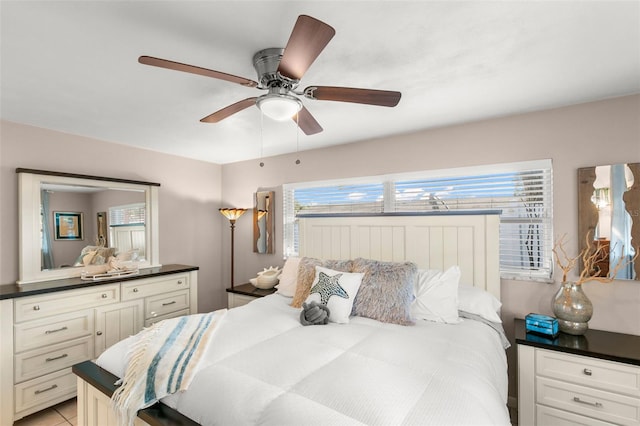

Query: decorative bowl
254 266 281 289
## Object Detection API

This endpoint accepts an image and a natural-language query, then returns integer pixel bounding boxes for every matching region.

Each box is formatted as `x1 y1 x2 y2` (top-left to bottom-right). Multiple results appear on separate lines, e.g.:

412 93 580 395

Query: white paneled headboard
298 213 501 300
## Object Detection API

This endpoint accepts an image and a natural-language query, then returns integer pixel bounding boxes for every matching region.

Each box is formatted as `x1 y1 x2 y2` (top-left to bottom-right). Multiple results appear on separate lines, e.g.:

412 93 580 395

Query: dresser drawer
537 376 640 425
14 309 94 353
536 348 640 397
15 337 93 383
145 290 190 319
145 308 190 327
537 404 616 426
122 274 189 300
15 285 119 323
14 368 77 415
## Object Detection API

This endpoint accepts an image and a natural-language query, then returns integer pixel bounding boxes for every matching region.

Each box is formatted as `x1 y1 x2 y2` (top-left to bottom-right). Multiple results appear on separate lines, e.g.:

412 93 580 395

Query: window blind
108 203 146 226
283 160 553 281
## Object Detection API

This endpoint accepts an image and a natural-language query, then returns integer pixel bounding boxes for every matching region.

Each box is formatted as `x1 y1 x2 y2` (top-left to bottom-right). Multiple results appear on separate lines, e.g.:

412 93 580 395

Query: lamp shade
219 208 247 221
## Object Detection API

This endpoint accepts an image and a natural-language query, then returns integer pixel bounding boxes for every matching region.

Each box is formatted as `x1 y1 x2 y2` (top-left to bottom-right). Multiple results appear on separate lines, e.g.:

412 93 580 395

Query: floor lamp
219 208 247 290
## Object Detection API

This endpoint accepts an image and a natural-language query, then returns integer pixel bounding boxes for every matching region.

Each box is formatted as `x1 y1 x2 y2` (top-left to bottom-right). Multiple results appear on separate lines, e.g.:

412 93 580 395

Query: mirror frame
578 163 639 280
253 190 274 254
17 168 161 284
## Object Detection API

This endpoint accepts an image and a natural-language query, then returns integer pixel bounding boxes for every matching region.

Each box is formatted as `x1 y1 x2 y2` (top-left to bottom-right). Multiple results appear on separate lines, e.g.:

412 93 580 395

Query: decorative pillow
275 256 300 297
411 266 461 324
351 258 417 326
291 258 353 308
458 285 502 323
305 266 364 324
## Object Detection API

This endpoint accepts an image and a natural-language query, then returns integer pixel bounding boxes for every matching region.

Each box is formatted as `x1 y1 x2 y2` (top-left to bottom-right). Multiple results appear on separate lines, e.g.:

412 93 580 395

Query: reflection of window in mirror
578 163 639 280
254 191 274 254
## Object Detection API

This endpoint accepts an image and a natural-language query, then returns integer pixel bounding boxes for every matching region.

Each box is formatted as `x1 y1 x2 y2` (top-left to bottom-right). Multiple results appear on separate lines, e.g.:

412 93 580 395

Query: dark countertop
226 282 277 297
1 264 199 300
515 318 640 366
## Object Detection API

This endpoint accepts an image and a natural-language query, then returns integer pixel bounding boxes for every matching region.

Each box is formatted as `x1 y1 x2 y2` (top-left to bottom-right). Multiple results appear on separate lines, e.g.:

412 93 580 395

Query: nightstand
226 283 276 308
515 318 640 426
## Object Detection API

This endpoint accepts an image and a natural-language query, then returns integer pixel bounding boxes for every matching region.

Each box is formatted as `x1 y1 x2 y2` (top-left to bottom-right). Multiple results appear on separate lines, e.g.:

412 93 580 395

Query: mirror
253 191 274 254
17 168 160 284
578 163 639 280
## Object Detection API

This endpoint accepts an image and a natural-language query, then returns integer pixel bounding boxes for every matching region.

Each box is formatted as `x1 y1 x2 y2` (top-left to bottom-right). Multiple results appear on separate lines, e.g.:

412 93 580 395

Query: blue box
525 313 559 337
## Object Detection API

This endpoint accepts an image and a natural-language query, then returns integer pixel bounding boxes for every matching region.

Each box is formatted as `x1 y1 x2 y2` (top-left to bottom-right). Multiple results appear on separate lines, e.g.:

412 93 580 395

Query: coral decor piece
552 233 638 285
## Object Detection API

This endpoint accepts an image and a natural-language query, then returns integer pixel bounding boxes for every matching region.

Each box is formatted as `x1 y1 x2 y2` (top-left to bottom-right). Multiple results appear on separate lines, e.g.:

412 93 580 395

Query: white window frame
283 159 553 282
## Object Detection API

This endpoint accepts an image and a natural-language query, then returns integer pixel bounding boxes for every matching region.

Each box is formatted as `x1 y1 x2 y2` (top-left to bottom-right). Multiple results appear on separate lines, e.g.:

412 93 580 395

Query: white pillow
458 285 502 323
275 257 300 297
305 266 364 324
411 266 461 324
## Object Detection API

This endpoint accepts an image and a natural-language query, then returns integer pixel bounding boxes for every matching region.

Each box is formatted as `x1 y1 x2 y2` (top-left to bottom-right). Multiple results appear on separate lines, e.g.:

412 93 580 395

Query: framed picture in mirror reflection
54 211 84 240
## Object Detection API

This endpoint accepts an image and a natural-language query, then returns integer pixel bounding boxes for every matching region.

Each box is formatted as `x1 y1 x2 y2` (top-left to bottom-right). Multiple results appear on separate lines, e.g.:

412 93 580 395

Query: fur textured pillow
290 258 353 308
351 258 417 326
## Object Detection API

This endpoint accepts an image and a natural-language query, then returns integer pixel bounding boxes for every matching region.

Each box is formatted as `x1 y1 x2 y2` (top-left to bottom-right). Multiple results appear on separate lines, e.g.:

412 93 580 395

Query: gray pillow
351 258 417 326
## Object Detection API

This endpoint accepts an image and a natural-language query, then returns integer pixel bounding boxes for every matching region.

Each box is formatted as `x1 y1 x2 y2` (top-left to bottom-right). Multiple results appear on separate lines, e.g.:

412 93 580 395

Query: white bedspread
97 294 509 425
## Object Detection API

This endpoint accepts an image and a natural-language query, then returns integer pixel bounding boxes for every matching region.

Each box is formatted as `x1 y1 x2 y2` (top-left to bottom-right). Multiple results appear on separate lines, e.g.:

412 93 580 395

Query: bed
74 213 510 425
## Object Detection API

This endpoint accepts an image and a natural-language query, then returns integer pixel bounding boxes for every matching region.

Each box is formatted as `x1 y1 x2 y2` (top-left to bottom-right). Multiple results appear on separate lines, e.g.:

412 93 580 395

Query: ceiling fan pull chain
259 111 265 167
295 112 301 165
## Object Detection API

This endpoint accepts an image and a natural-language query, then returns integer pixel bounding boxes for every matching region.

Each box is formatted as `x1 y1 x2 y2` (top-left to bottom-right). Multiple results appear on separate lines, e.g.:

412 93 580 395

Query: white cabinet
226 283 276 308
0 267 198 424
518 346 640 426
94 300 144 356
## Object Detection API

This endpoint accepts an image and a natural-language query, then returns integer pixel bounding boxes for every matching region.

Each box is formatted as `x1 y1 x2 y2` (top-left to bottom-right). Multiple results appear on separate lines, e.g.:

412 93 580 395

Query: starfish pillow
304 266 364 324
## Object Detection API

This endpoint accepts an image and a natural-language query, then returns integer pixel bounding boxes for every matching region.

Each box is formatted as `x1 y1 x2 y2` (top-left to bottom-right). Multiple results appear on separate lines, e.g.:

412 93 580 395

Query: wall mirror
578 162 639 280
253 190 274 254
17 168 160 284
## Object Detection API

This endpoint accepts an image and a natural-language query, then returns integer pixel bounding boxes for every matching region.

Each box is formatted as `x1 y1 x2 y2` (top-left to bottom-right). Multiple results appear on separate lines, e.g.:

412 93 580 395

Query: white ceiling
2 1 639 164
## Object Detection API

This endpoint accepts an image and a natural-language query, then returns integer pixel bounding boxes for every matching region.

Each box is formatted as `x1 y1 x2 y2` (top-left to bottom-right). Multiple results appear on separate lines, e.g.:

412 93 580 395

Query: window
283 159 553 281
108 203 145 226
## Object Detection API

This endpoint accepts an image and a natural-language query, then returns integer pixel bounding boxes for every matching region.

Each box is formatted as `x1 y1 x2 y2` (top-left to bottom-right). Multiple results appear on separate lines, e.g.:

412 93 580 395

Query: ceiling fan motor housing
253 48 298 90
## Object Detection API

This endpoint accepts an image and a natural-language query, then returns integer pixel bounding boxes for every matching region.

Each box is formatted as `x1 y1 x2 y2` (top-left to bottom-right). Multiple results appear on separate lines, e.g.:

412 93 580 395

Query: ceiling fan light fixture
257 94 302 121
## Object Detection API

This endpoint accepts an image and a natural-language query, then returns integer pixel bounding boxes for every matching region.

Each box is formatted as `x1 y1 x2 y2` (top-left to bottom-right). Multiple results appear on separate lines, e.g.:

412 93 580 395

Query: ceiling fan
138 15 401 135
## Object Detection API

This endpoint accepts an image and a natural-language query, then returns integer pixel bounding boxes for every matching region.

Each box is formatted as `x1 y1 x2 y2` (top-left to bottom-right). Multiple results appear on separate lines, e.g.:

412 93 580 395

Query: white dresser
516 319 640 426
0 265 198 425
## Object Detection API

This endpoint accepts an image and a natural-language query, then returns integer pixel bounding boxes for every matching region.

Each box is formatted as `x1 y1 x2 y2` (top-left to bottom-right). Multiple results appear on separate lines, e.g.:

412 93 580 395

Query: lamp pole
229 218 236 290
219 208 247 291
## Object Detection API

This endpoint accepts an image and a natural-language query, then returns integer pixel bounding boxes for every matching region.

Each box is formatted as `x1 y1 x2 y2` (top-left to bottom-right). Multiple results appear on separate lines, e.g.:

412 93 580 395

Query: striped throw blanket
111 310 227 426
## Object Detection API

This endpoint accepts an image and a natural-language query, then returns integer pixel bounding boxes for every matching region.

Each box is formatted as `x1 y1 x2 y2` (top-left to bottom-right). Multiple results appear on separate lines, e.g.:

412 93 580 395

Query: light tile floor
13 398 77 426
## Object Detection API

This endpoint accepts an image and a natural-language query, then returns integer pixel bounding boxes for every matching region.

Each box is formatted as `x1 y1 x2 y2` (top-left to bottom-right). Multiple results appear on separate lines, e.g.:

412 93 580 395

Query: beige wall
1 94 638 400
0 120 224 313
222 94 640 334
221 94 640 398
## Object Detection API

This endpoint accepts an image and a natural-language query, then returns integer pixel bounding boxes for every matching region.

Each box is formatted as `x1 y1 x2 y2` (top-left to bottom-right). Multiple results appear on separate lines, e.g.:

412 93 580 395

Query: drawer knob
96 331 103 336
133 288 139 293
33 305 40 311
162 301 176 307
34 384 58 395
177 280 184 285
583 368 592 376
573 397 602 408
101 293 108 299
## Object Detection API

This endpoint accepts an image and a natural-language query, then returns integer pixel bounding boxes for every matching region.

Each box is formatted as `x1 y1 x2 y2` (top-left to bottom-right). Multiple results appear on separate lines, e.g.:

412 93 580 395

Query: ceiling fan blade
294 106 323 135
304 86 401 107
139 56 258 88
277 15 336 81
200 97 257 123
